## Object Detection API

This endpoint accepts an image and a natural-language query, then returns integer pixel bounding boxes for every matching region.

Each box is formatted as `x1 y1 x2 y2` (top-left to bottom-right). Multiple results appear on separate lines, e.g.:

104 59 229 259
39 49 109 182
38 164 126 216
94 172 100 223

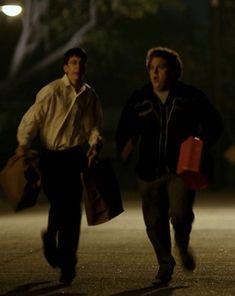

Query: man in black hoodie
116 47 223 284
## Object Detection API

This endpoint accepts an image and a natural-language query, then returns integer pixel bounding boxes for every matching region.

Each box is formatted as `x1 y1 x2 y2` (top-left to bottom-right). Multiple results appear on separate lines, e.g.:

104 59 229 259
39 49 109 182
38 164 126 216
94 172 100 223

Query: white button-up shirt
17 74 103 150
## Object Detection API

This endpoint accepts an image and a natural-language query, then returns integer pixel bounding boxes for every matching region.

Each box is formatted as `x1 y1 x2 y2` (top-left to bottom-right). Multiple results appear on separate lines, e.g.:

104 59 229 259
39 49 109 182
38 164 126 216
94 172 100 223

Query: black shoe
59 266 76 285
179 249 196 271
41 231 60 268
152 266 174 285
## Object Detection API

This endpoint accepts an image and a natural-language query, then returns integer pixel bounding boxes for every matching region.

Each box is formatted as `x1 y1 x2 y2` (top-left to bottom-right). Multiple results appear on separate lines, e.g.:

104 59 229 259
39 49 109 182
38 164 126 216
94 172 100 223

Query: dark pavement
0 190 235 296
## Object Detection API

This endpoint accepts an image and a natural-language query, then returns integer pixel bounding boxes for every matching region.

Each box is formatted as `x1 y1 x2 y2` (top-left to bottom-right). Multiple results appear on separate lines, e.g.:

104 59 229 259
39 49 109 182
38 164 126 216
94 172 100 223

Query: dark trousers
139 173 195 270
39 146 87 268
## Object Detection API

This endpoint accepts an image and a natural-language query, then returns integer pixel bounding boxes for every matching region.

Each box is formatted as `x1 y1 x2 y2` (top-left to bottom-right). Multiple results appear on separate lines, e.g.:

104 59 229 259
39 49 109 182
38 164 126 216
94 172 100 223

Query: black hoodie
116 81 223 181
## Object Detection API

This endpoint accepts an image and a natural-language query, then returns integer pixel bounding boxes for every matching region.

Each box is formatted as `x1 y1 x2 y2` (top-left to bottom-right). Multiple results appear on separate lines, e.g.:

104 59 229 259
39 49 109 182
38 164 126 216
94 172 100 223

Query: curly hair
146 46 183 80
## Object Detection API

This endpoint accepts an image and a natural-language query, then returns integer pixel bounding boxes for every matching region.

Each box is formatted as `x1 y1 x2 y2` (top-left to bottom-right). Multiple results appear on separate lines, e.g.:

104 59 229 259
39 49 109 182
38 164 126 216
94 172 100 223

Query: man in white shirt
15 47 103 285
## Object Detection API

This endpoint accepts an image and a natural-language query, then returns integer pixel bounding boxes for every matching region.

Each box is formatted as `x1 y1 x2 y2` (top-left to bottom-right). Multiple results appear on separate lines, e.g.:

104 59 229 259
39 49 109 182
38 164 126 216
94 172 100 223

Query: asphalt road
0 190 235 296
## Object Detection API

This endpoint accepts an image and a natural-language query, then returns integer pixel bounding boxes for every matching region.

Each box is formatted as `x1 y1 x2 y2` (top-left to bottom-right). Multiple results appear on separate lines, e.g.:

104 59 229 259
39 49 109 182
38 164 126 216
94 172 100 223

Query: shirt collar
61 74 89 93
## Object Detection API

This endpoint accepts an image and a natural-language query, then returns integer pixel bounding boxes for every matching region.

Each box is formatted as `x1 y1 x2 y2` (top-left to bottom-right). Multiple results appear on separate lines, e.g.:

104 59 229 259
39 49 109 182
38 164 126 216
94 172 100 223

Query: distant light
1 5 22 17
210 0 219 7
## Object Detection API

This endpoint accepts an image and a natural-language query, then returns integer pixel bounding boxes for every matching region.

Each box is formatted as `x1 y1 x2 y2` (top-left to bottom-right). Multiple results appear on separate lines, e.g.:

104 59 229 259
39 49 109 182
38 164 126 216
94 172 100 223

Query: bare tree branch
8 0 49 79
5 0 159 84
8 0 99 83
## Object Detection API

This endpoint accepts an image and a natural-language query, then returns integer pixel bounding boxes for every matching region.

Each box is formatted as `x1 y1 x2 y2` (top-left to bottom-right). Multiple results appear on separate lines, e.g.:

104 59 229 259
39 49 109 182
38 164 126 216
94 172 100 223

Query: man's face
64 55 85 85
148 56 171 91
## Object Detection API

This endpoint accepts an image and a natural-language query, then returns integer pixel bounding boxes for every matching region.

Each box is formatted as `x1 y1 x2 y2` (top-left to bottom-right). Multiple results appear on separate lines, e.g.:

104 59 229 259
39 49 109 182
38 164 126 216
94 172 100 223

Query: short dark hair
146 46 183 80
63 47 87 65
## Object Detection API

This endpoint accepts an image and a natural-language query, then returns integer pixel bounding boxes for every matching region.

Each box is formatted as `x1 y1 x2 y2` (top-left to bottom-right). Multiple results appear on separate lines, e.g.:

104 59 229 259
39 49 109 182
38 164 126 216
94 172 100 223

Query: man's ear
63 64 68 73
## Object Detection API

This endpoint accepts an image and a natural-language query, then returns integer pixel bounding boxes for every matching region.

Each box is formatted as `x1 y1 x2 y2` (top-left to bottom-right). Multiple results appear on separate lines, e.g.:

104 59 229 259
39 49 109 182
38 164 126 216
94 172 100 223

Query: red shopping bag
176 136 209 189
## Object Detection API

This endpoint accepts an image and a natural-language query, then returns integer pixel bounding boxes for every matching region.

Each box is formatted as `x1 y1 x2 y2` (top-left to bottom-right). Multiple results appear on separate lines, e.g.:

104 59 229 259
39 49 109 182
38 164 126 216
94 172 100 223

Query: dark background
0 0 234 191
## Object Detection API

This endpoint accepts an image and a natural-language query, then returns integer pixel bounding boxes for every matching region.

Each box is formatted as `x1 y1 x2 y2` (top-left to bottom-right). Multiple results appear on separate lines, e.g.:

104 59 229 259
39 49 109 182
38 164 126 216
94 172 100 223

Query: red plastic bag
176 136 209 190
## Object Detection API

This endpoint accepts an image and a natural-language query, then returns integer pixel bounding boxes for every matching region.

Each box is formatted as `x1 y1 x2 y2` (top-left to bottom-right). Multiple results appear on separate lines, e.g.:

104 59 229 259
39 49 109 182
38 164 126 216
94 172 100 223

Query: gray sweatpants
139 173 195 269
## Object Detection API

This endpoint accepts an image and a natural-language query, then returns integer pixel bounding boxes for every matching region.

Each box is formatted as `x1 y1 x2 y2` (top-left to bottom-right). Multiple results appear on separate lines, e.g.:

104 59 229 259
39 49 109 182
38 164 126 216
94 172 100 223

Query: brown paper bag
82 158 124 225
0 152 41 211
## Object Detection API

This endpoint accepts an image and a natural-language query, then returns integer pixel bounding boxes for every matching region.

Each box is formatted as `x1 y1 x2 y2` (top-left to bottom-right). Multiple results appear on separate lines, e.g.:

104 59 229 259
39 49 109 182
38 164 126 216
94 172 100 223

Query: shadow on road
0 281 86 296
110 284 189 295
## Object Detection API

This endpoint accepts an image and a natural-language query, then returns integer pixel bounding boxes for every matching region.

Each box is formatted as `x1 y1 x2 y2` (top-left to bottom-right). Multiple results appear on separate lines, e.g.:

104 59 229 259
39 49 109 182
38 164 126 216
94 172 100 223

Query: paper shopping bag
82 158 124 225
0 152 41 211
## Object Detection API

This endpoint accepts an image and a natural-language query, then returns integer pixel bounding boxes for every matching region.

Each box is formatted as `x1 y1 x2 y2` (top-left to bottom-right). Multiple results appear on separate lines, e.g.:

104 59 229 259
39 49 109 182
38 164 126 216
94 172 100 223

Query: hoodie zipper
157 97 176 175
